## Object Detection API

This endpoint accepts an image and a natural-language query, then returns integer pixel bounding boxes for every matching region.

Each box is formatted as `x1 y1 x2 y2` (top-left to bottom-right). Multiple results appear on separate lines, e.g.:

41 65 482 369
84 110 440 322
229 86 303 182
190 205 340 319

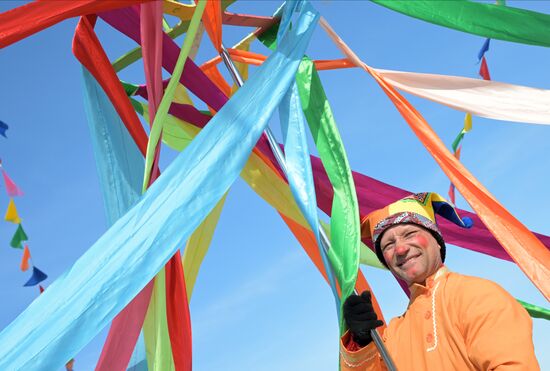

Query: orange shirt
340 267 539 370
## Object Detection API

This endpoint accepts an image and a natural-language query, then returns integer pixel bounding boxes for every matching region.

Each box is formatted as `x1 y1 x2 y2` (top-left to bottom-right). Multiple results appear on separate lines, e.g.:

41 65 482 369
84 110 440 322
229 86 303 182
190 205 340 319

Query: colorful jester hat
361 192 473 268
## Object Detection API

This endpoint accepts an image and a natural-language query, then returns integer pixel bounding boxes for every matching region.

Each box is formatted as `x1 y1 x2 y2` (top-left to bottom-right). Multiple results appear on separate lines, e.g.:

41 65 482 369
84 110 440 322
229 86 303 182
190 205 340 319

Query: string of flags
1 161 48 290
448 1 499 204
2 156 75 370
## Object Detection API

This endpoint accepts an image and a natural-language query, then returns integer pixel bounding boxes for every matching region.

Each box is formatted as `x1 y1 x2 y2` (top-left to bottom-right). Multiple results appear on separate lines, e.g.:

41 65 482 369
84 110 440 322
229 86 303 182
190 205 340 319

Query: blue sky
0 1 549 370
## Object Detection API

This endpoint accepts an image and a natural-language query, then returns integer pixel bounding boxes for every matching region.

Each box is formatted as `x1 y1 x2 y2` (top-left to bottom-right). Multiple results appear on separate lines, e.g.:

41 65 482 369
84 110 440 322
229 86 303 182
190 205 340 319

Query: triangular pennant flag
65 358 75 370
479 56 491 80
23 266 48 287
20 245 31 271
4 198 21 224
39 285 45 294
1 169 23 197
463 113 472 132
477 38 490 61
0 120 8 138
10 224 28 248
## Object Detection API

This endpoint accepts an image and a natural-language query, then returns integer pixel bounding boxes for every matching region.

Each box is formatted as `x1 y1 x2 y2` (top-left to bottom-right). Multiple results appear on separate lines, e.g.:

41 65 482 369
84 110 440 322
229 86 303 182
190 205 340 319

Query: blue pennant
23 266 48 287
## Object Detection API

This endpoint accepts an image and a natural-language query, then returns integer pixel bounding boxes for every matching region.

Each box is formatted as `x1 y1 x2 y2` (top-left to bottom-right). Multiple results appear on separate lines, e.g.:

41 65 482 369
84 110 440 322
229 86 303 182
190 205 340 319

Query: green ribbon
517 299 550 321
371 0 550 47
142 0 207 191
296 58 360 334
259 20 360 333
143 267 176 371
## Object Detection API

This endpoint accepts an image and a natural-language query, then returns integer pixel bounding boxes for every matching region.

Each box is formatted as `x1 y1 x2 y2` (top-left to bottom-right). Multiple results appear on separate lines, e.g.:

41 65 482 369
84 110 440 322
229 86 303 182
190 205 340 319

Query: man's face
379 224 442 286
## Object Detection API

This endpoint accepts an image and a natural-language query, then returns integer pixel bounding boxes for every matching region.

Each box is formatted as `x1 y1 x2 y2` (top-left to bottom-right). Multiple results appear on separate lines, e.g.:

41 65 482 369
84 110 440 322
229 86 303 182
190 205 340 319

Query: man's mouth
397 254 420 268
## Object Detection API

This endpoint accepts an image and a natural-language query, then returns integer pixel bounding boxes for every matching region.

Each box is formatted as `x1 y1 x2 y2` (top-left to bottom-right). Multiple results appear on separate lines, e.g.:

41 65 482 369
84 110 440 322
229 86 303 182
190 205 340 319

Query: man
340 192 539 370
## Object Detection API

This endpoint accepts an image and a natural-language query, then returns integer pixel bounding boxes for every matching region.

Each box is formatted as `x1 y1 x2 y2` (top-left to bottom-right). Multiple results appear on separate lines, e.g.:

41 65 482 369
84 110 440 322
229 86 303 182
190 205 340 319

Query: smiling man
340 192 540 370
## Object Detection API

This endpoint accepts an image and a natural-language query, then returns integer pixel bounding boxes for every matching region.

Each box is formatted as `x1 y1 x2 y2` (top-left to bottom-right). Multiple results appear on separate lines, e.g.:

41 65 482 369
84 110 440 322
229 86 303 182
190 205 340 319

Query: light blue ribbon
83 68 148 370
279 82 341 313
82 68 144 226
0 3 319 369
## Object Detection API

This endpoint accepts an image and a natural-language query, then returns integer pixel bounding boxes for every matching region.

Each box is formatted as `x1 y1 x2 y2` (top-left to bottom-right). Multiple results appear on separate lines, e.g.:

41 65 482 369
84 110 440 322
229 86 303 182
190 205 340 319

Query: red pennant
479 56 491 80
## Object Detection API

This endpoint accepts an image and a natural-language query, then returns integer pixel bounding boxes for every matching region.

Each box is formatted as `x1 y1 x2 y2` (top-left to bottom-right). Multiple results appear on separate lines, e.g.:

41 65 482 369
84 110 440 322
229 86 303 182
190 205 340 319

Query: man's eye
404 231 417 238
382 242 394 251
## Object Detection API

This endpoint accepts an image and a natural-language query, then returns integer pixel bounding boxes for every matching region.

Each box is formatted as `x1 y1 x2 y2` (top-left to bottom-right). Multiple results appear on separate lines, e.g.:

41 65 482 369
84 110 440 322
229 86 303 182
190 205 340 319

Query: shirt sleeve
456 277 540 370
339 330 387 371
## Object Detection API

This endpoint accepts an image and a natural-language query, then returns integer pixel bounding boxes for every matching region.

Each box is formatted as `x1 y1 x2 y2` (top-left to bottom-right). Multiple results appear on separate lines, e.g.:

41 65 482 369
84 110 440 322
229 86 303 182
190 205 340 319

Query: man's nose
394 240 410 255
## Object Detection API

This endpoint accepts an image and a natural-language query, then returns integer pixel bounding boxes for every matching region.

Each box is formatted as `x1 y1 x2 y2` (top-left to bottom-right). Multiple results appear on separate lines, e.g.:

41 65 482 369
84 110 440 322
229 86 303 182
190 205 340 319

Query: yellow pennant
4 198 21 224
463 113 473 133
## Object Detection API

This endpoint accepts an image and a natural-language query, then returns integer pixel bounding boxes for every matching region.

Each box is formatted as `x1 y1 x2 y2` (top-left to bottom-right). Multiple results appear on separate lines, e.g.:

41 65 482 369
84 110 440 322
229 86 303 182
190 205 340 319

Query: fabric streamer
142 0 206 190
165 251 192 371
516 300 550 321
113 21 191 73
20 245 31 272
4 198 22 224
0 0 151 49
296 58 360 331
99 7 227 112
222 11 274 28
200 0 222 52
73 15 149 155
0 4 318 369
0 120 8 138
82 69 143 226
280 81 341 310
182 194 227 298
143 268 175 371
2 169 24 197
82 69 149 371
141 0 164 185
140 3 195 370
319 18 550 300
371 0 550 47
23 266 48 287
372 69 550 125
202 48 354 72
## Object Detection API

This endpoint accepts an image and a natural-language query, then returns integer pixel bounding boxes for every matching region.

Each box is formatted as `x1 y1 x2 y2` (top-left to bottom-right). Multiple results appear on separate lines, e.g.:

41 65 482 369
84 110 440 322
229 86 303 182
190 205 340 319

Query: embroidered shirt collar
409 265 449 302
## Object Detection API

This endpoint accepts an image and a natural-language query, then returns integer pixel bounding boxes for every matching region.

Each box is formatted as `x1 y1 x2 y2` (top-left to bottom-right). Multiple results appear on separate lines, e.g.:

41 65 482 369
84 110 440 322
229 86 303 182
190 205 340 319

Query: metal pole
220 44 397 371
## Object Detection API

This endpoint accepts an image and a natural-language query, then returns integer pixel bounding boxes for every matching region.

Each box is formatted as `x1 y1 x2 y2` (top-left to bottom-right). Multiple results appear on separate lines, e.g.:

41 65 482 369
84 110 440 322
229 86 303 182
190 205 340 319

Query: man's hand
343 291 384 347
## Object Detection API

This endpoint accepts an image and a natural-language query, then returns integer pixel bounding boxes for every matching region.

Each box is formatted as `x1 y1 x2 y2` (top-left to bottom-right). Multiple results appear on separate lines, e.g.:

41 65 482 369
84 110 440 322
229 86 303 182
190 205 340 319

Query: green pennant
10 224 28 249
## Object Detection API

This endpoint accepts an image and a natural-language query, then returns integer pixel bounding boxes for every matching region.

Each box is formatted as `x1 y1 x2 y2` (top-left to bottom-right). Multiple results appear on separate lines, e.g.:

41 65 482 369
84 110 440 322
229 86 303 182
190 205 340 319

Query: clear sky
0 1 549 370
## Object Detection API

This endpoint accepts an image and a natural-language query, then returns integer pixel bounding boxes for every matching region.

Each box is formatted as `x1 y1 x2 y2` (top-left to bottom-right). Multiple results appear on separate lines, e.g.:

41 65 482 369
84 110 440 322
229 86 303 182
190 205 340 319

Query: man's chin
393 268 424 286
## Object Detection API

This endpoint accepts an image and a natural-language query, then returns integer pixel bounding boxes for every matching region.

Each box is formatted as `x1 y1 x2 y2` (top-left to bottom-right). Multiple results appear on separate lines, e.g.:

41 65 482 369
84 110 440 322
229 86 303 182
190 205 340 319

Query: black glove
343 291 384 347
